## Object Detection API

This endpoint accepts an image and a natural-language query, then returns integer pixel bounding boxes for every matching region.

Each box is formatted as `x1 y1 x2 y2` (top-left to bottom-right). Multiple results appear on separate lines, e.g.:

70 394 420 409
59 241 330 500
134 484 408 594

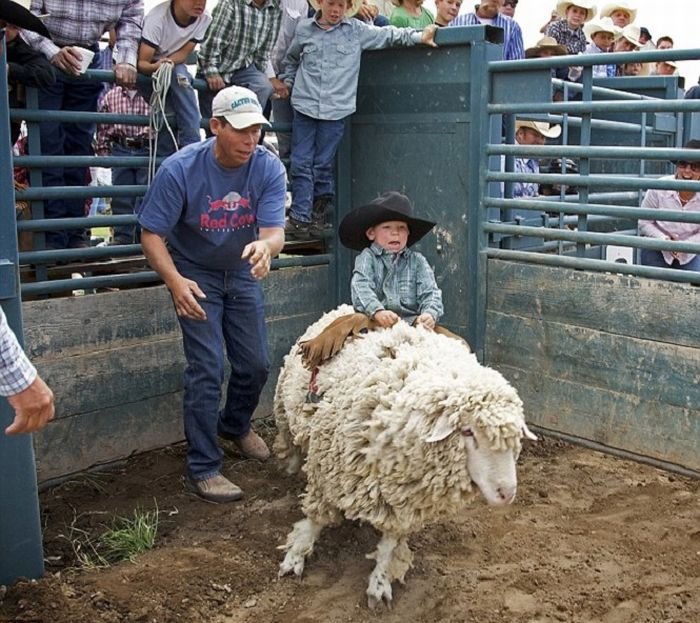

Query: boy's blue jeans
289 111 345 223
173 256 270 480
138 63 202 155
111 143 149 243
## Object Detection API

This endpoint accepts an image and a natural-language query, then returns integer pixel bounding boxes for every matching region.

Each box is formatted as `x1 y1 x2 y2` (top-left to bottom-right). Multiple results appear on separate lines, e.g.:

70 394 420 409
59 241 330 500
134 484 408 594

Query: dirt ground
2 427 698 623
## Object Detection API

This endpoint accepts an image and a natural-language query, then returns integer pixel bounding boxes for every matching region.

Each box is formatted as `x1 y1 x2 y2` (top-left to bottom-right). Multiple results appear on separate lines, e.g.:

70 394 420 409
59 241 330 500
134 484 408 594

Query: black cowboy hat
338 191 436 251
670 138 700 165
0 0 50 38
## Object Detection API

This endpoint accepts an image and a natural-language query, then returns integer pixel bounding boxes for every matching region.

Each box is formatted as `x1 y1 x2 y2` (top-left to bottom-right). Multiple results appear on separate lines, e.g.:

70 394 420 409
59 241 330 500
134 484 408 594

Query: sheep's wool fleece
274 305 526 536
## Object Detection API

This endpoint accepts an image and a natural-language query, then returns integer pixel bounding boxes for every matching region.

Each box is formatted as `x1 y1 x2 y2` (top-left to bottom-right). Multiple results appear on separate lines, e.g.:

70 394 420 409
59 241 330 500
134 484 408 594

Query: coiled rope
147 61 178 182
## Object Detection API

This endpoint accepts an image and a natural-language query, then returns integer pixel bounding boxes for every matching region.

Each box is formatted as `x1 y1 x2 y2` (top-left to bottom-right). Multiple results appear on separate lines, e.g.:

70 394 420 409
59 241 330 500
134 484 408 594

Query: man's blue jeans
289 111 345 223
137 63 202 156
641 248 700 271
38 52 102 249
111 143 149 243
173 256 270 480
198 64 274 123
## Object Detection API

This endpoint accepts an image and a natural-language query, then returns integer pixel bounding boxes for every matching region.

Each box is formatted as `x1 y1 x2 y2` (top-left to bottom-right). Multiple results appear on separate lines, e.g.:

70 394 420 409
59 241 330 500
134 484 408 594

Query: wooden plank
263 265 331 320
34 393 184 483
496 364 700 472
487 311 700 411
487 260 700 348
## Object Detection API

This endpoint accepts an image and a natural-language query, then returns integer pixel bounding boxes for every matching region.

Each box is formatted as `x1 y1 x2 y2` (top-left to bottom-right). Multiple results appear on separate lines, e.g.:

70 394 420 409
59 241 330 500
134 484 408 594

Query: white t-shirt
141 1 212 61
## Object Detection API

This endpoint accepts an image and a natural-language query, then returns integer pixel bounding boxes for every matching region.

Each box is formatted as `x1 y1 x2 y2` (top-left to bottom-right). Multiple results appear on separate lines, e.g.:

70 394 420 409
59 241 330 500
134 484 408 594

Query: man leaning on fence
138 86 286 504
21 0 143 251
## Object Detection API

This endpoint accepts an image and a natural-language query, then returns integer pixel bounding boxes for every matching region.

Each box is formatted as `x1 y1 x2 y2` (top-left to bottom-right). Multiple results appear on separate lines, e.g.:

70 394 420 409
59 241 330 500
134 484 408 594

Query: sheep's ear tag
424 415 454 443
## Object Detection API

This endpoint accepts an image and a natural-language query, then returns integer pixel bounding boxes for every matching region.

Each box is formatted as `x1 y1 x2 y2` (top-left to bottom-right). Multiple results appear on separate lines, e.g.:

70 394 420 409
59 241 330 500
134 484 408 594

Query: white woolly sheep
274 305 536 608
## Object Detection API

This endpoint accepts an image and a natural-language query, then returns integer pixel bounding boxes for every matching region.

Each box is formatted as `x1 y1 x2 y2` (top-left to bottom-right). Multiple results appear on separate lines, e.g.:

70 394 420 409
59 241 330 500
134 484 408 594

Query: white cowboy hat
525 36 567 58
599 1 637 23
583 16 620 38
515 120 562 139
310 0 363 16
556 0 597 22
618 23 641 48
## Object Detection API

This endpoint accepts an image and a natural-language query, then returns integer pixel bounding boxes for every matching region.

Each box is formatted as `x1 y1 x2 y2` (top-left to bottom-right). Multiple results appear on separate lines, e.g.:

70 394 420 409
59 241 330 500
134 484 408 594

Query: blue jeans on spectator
111 143 149 244
640 249 700 271
289 110 345 223
38 49 102 249
172 254 270 480
271 97 293 160
137 63 202 156
198 64 274 125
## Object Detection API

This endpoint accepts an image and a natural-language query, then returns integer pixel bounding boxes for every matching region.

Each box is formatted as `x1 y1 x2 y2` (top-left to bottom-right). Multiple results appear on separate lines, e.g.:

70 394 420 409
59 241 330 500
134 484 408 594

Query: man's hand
114 63 137 88
51 47 83 75
169 276 207 320
206 74 226 92
421 24 438 48
357 1 378 21
270 77 289 100
373 310 400 328
242 240 273 280
5 376 55 435
415 313 436 330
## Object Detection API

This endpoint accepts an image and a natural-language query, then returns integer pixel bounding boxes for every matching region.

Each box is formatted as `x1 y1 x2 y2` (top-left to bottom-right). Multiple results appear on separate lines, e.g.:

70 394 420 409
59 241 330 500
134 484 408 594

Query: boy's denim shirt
351 243 444 322
280 14 422 121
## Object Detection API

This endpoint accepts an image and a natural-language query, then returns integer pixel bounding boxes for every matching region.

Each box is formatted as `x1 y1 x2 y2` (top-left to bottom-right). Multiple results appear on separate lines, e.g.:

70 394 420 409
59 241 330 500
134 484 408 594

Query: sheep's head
422 374 536 507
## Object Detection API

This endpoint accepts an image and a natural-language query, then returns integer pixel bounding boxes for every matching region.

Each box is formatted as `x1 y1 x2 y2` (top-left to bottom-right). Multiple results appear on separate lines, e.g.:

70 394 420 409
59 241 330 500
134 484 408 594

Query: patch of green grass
100 507 159 563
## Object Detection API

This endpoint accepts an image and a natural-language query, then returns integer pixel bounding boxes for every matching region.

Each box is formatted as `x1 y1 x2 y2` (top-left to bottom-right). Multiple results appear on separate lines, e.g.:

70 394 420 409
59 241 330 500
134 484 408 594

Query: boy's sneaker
285 216 312 241
185 473 243 503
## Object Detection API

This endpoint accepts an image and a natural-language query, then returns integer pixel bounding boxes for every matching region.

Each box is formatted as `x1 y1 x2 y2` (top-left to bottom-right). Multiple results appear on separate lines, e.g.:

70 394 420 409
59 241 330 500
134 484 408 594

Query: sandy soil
2 428 698 623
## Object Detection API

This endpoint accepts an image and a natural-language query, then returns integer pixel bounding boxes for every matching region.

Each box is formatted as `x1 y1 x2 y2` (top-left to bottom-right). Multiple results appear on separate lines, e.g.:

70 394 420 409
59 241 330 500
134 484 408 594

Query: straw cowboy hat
309 0 364 16
583 16 620 38
515 120 562 139
0 0 50 37
525 36 567 58
556 0 597 22
600 1 637 23
338 192 436 251
618 24 641 48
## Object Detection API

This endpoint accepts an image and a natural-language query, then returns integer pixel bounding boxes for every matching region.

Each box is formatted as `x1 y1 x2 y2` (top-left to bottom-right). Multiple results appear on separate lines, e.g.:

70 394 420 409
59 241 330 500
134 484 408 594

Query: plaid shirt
513 157 539 198
351 243 444 322
198 0 282 79
95 86 151 155
0 308 37 397
449 12 524 61
545 19 587 55
23 0 143 66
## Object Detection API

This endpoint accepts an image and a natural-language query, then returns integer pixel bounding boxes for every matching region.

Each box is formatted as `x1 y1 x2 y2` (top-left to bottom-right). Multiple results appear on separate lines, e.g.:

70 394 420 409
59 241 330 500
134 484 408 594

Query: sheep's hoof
366 575 393 609
278 552 305 578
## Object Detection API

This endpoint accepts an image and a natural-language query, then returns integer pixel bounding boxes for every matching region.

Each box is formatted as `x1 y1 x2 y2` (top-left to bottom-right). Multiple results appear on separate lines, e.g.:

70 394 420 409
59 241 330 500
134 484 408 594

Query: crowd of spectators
2 0 693 252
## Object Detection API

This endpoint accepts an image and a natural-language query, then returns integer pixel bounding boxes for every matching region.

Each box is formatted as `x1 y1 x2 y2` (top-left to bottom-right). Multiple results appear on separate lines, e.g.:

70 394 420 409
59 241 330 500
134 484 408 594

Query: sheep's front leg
365 535 413 609
278 517 324 577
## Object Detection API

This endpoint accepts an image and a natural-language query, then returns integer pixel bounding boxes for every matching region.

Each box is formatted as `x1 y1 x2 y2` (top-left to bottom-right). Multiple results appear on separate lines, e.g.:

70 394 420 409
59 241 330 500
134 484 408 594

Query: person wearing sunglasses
500 0 517 18
639 139 700 271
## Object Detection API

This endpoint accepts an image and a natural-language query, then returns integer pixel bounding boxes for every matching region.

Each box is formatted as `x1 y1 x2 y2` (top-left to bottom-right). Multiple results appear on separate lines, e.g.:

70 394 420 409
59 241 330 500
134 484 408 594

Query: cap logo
230 97 259 111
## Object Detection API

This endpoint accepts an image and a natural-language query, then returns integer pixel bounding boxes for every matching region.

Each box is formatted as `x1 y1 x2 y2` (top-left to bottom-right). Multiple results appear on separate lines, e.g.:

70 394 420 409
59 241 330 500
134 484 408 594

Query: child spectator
545 1 597 56
138 0 211 153
582 17 619 78
95 85 152 245
434 0 461 27
599 1 636 28
280 0 437 240
656 36 673 50
389 0 434 28
500 0 518 18
339 191 443 329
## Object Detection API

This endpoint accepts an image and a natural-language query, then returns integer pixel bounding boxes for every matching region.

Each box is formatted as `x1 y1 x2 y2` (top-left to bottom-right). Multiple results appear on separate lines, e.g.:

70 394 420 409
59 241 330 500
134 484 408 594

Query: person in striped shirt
196 0 284 122
448 0 524 61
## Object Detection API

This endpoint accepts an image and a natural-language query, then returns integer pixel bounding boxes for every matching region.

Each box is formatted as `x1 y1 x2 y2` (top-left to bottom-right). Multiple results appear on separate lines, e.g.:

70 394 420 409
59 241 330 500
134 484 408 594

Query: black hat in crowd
670 139 700 165
0 0 50 38
338 192 436 251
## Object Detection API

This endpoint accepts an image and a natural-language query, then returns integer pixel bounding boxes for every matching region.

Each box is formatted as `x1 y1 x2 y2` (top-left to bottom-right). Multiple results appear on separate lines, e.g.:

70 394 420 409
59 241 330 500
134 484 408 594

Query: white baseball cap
211 86 270 129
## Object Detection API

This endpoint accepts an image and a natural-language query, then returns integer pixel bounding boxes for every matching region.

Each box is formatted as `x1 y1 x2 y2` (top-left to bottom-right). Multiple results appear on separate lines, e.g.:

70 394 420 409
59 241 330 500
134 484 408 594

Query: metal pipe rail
17 184 147 201
486 248 700 285
484 222 700 256
490 145 700 161
490 99 700 115
489 172 700 193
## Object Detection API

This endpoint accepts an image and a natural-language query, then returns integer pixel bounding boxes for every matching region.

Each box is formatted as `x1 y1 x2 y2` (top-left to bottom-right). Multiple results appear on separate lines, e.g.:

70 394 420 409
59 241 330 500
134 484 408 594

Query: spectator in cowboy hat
508 120 562 199
0 0 49 37
545 1 597 56
599 1 636 28
500 0 518 18
613 23 641 52
582 16 620 78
